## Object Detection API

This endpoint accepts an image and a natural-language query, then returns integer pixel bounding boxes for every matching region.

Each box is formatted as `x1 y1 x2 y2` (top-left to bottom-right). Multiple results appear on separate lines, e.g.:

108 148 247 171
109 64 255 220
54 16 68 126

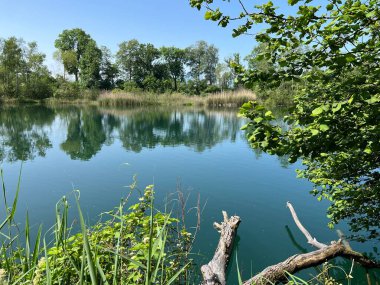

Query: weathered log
202 204 380 285
201 211 241 285
243 240 380 285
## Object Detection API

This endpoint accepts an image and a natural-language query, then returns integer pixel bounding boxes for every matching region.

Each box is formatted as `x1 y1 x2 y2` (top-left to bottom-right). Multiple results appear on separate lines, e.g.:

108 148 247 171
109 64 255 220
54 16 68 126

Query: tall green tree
116 39 140 82
117 40 161 89
160 46 186 91
55 28 101 87
191 0 380 240
23 42 54 99
203 44 219 85
0 37 53 98
244 43 274 74
0 37 23 97
99 46 118 90
186 40 219 93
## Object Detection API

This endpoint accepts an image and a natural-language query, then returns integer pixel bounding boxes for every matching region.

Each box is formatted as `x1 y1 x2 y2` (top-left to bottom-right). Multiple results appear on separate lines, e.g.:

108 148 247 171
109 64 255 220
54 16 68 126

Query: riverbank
0 89 257 108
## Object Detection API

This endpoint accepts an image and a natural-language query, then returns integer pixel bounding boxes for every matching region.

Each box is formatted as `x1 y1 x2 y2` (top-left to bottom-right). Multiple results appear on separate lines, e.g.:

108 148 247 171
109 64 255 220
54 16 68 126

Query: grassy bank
97 89 257 108
0 177 194 284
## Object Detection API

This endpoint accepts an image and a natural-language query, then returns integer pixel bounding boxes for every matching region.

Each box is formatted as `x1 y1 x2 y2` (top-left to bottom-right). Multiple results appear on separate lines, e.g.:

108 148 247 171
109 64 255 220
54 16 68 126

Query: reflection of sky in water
0 105 378 283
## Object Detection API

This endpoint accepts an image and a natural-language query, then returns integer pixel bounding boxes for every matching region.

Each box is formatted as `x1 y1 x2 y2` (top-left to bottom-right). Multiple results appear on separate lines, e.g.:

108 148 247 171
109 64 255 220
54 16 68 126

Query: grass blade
165 262 191 285
145 194 154 285
75 191 98 284
96 257 109 285
236 252 243 285
1 168 8 211
44 239 52 285
10 165 22 222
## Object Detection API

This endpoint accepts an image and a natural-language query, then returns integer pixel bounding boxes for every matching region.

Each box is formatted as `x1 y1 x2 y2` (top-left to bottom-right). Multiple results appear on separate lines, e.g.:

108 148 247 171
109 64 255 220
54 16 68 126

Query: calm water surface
0 105 377 283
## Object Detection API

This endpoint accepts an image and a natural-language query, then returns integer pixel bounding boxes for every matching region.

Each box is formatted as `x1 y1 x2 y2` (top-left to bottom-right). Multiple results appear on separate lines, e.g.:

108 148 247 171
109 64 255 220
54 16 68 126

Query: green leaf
332 103 342 113
319 124 329 132
311 107 324 116
310 129 319 136
204 11 213 20
288 0 299 5
264 111 273 117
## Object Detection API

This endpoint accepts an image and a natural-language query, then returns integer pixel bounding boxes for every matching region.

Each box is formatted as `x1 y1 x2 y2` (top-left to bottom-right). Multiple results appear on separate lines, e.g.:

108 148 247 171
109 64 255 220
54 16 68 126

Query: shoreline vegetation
0 30 295 109
0 88 258 108
1 177 378 284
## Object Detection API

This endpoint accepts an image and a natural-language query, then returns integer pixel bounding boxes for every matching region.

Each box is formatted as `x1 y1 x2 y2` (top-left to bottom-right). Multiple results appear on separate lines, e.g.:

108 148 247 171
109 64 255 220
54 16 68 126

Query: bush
123 81 142 93
204 85 221 94
53 80 81 99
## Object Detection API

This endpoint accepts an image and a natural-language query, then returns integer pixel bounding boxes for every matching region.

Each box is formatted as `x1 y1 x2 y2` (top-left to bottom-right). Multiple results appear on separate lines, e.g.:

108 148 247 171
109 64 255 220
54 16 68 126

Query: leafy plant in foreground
0 178 193 284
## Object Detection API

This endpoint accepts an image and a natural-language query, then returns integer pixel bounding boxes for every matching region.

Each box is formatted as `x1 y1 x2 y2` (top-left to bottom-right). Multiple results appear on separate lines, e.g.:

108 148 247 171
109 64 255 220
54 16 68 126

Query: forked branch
202 204 380 285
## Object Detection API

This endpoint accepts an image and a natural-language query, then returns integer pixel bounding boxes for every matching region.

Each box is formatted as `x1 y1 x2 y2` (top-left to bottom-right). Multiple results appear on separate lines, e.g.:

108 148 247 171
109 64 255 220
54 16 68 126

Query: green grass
0 172 193 285
97 89 256 108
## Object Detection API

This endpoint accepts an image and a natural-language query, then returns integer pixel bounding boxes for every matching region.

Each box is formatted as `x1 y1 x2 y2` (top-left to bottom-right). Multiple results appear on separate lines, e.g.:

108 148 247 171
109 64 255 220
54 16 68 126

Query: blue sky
0 0 262 71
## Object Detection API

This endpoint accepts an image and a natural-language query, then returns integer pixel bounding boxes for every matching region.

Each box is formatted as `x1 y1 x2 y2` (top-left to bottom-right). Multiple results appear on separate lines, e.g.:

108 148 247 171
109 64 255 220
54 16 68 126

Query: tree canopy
55 28 102 87
191 0 380 240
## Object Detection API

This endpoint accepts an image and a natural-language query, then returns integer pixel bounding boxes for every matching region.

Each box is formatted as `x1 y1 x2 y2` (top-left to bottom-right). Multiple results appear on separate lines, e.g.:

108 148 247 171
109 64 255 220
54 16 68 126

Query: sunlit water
0 105 378 283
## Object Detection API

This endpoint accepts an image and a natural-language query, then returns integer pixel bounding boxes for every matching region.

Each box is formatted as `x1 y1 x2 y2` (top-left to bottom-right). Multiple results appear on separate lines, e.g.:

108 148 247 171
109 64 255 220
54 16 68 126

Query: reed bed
97 89 256 108
205 89 256 107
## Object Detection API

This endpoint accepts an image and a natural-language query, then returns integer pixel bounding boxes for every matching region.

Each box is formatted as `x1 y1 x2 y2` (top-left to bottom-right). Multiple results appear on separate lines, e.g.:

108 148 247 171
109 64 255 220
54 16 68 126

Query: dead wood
202 203 380 285
201 211 241 285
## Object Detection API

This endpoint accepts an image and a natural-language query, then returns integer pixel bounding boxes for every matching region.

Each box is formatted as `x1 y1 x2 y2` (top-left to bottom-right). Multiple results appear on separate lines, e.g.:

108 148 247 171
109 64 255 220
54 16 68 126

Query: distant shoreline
0 89 257 108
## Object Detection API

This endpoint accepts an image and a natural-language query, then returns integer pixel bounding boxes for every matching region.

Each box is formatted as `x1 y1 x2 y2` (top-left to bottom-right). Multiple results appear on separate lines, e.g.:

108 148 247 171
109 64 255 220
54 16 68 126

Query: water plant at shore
0 174 193 284
97 89 256 108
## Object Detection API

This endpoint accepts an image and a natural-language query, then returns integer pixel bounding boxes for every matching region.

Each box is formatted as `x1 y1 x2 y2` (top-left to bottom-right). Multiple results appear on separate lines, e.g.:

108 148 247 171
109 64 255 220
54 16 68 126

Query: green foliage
186 41 219 87
160 47 186 91
192 0 380 240
55 28 102 88
99 46 119 90
0 37 54 99
0 180 193 284
53 78 81 99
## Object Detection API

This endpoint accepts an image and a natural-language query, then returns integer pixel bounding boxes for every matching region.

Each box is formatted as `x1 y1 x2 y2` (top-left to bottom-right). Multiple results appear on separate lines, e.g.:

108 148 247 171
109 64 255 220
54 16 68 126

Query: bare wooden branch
243 240 380 285
202 203 380 285
243 241 344 285
286 202 327 249
201 212 241 285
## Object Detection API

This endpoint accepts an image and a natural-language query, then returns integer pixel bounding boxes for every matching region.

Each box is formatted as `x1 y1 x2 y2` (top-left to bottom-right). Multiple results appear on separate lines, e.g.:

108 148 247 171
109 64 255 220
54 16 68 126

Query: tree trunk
201 211 240 285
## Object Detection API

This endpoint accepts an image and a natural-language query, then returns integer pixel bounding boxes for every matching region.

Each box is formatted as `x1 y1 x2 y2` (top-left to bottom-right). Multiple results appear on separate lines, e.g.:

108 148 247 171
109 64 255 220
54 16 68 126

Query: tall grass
98 89 256 108
0 172 193 284
206 89 256 107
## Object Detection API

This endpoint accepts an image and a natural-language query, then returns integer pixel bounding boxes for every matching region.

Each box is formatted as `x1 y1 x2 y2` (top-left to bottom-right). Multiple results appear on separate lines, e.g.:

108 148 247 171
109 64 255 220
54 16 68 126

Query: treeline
0 28 243 100
0 38 54 99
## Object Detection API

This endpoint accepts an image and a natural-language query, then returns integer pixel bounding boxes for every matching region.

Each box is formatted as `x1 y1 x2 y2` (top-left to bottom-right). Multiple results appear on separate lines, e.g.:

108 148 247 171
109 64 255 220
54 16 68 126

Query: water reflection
0 105 243 162
60 107 108 160
0 105 54 162
113 108 241 153
1 105 379 245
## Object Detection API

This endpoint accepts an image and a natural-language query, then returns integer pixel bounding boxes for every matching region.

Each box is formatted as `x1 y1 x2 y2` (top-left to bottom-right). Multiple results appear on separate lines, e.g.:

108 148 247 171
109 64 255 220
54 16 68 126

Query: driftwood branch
286 202 327 249
203 204 380 285
201 211 241 285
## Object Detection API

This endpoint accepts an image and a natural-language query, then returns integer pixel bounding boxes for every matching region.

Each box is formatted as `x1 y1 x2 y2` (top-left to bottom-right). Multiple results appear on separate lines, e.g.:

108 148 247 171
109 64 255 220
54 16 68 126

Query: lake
0 104 377 283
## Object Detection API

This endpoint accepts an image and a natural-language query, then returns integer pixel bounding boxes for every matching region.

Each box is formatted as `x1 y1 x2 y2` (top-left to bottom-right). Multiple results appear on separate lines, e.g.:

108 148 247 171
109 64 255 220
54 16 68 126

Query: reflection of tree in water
116 109 242 153
0 106 55 162
60 107 111 160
